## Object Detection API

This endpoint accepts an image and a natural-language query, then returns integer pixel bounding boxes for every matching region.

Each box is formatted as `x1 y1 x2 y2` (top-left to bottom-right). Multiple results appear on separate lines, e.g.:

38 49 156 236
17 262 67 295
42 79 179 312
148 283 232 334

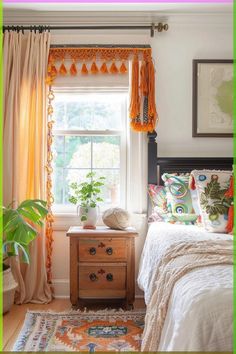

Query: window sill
52 212 147 232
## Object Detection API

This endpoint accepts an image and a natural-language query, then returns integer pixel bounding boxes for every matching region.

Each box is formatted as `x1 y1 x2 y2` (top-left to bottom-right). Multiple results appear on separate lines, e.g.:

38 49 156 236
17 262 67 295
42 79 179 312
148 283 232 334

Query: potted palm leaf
3 199 48 313
69 172 105 229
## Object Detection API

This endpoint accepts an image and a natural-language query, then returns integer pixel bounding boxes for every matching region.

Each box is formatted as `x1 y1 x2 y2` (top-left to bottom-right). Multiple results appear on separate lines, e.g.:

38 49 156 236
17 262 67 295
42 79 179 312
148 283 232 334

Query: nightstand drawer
79 264 126 291
78 238 127 261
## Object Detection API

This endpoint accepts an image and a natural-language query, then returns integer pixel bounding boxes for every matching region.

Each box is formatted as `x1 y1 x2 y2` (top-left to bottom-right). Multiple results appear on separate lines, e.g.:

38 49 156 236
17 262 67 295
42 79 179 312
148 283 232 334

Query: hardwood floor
3 297 146 351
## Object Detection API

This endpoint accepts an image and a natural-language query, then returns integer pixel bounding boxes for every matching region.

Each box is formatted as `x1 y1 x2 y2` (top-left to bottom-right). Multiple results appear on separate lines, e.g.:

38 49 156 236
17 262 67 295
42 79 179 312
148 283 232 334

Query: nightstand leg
70 238 78 306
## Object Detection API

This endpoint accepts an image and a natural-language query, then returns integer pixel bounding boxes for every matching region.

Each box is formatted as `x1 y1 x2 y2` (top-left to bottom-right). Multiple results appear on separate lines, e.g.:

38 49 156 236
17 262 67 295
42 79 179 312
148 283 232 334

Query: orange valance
46 46 158 132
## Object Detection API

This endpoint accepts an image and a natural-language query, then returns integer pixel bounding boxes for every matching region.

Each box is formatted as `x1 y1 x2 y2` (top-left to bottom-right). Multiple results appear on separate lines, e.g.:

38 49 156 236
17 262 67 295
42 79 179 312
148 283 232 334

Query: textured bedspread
138 222 233 352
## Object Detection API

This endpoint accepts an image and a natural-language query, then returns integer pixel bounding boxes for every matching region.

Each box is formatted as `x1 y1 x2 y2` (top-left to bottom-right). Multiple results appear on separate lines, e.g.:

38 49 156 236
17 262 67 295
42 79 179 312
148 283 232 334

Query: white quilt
137 222 233 352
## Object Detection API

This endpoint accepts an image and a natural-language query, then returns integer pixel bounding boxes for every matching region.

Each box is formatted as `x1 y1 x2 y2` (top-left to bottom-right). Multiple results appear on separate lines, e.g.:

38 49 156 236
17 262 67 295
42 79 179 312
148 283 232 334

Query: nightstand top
67 226 138 238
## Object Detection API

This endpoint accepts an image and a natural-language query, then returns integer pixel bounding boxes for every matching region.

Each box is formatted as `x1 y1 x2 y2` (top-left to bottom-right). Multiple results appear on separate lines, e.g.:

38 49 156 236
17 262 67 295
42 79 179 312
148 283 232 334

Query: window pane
65 136 91 168
53 167 64 204
92 136 120 168
94 169 120 207
53 92 126 130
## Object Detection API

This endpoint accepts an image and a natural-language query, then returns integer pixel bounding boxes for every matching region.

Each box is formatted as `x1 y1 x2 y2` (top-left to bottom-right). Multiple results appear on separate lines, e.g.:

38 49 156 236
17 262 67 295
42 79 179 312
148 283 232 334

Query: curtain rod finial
150 23 155 37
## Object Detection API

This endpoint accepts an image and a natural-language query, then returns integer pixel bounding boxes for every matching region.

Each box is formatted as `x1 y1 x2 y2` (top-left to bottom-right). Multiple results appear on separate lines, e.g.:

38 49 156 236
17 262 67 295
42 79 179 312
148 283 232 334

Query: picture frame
192 59 233 137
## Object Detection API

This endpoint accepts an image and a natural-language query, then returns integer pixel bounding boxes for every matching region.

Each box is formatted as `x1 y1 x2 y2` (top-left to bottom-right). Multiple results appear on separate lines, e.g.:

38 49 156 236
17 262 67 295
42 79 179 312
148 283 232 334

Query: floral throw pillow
190 170 232 233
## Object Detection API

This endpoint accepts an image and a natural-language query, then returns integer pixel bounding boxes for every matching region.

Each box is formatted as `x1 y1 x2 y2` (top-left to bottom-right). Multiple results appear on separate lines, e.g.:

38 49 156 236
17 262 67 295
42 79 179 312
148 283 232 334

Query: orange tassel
100 62 109 74
226 205 234 233
225 176 234 197
59 62 67 75
81 63 88 74
119 61 127 74
140 61 148 96
110 61 118 74
225 176 234 233
147 58 158 127
51 64 58 76
70 62 77 76
189 175 196 190
129 55 140 119
91 61 99 74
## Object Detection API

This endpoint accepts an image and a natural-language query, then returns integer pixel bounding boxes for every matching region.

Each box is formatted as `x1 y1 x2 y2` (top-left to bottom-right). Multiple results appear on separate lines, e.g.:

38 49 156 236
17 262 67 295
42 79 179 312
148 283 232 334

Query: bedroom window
52 89 128 213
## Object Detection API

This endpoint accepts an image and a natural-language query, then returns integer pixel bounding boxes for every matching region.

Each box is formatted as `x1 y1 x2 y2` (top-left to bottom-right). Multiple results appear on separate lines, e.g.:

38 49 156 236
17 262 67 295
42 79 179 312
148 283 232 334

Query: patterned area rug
13 310 145 352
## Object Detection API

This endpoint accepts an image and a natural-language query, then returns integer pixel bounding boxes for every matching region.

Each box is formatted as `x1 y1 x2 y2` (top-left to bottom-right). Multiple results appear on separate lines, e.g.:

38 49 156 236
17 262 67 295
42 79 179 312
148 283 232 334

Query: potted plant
69 172 105 229
2 199 48 313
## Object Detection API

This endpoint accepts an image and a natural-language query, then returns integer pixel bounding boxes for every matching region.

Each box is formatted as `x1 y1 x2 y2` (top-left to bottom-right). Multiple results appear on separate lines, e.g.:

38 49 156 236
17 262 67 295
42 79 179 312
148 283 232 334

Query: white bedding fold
141 239 233 352
138 222 233 352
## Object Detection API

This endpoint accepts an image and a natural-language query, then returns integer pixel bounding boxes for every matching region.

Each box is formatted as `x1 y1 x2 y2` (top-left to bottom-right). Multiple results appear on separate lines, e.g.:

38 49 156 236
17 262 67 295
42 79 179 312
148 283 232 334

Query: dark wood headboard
148 131 233 185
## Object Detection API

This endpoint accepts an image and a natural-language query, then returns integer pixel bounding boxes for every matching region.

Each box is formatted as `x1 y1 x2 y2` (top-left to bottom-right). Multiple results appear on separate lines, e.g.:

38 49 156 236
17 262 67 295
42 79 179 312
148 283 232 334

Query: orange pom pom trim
51 64 57 76
120 61 128 74
59 62 67 75
81 63 88 74
100 62 109 74
110 61 118 74
70 62 77 76
91 61 99 74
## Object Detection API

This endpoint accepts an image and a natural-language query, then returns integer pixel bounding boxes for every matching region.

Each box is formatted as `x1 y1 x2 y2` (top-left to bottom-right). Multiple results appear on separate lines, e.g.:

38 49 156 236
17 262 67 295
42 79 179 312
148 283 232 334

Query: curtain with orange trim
45 45 158 282
46 46 158 132
3 30 52 303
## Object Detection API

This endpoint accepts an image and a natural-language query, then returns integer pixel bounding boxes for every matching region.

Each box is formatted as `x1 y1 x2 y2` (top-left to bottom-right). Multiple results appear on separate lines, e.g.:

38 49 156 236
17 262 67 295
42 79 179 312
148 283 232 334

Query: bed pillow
190 170 232 233
148 184 167 212
224 175 234 234
162 174 196 222
148 185 168 222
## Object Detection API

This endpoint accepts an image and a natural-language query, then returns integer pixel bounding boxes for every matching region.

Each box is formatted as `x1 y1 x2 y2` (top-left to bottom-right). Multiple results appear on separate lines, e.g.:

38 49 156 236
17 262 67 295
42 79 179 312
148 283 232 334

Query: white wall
49 13 233 298
50 14 232 298
153 16 233 156
5 10 232 298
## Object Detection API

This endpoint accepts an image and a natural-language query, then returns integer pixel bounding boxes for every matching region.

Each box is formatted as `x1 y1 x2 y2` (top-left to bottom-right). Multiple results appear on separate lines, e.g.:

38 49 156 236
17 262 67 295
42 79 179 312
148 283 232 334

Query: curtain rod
3 23 169 37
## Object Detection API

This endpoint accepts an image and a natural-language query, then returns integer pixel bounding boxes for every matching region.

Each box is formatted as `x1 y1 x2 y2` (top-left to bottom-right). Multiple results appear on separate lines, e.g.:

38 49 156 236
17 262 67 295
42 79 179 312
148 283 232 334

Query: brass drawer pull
106 273 113 282
89 273 98 282
106 247 113 255
89 247 96 255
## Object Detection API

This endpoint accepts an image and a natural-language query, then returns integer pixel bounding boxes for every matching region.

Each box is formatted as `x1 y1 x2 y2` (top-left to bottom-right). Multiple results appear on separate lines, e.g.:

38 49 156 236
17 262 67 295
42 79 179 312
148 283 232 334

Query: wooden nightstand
66 226 138 309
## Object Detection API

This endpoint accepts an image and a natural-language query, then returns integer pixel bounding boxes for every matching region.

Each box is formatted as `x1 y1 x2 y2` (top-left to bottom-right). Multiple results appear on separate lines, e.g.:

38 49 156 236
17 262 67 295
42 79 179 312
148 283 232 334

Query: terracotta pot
3 267 18 314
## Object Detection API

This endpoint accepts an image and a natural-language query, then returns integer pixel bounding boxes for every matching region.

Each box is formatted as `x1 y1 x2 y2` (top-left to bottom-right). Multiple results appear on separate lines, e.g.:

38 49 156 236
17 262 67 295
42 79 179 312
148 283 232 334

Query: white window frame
51 87 128 215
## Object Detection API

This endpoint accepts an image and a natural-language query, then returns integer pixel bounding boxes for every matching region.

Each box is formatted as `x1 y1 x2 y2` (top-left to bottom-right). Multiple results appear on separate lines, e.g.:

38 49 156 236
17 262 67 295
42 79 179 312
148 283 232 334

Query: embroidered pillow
224 175 234 234
162 174 195 219
148 185 168 222
190 170 232 233
148 185 167 211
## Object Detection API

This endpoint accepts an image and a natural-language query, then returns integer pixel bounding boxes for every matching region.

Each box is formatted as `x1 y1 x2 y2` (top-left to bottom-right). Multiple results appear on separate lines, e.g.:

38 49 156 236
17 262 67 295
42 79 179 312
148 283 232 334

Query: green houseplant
2 199 48 313
69 172 105 229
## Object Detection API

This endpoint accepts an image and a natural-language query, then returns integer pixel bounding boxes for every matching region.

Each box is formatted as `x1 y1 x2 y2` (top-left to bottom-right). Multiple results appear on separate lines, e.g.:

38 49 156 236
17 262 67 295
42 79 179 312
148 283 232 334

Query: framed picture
192 59 233 137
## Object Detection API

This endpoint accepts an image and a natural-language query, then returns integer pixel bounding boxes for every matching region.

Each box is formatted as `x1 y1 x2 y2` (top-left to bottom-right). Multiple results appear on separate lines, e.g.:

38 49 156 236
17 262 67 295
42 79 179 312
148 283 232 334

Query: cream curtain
3 31 52 303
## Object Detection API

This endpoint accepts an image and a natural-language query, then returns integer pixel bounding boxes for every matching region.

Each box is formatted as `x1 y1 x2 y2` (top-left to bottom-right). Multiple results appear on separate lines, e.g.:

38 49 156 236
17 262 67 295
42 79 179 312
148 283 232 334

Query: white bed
138 222 233 352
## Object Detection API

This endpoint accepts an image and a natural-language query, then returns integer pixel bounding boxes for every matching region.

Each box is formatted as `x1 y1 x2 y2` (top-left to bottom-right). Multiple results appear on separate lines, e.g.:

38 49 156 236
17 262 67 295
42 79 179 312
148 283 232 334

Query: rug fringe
25 308 146 316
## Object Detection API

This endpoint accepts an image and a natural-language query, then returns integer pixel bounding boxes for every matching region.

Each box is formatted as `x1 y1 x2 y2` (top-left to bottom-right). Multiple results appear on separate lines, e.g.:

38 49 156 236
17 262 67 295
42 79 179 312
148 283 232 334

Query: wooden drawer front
79 264 126 291
78 238 127 261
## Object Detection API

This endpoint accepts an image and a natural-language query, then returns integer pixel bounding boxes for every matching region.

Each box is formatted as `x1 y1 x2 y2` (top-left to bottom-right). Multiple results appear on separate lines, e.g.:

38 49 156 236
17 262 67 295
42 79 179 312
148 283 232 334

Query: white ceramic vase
77 205 99 229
